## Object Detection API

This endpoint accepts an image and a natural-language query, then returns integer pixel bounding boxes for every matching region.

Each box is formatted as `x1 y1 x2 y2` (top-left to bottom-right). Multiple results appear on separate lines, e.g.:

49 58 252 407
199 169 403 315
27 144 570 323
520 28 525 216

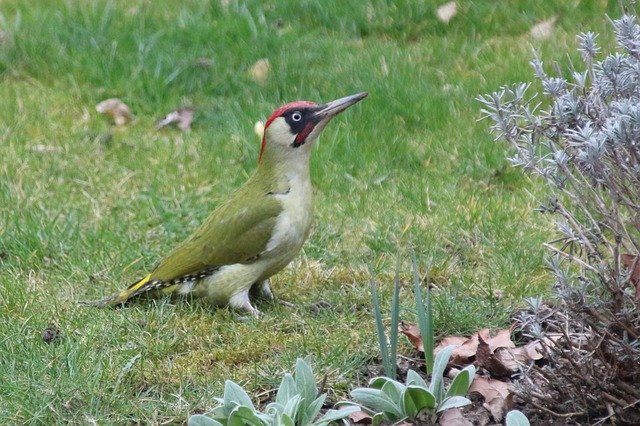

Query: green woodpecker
86 92 367 316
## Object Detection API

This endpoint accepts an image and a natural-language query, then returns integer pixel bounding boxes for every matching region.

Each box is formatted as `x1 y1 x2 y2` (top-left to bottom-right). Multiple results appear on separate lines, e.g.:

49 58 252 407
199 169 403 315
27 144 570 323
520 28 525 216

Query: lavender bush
478 15 640 423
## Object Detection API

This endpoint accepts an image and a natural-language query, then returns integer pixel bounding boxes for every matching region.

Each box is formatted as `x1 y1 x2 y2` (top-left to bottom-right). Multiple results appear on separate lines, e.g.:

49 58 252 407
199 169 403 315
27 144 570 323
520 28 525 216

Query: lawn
0 0 623 423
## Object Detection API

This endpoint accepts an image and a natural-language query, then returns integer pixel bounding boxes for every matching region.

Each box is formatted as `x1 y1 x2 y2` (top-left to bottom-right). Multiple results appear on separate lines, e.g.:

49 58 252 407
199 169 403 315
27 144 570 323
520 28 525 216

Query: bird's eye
291 112 302 122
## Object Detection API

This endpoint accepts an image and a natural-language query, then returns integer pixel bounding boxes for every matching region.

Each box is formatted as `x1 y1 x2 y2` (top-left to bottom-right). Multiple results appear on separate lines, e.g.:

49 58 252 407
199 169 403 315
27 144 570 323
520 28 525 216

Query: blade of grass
412 253 434 374
388 255 401 379
369 264 392 378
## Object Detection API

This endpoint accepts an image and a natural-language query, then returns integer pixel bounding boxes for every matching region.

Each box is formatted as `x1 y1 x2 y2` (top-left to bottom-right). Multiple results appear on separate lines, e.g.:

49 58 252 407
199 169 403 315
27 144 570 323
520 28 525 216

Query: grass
0 0 628 423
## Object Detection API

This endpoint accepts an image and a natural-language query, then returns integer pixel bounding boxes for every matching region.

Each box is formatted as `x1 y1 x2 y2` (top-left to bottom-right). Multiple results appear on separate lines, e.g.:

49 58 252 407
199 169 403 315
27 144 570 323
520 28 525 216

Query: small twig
317 372 328 397
593 399 640 425
602 391 629 408
528 394 584 418
617 381 640 398
543 243 600 273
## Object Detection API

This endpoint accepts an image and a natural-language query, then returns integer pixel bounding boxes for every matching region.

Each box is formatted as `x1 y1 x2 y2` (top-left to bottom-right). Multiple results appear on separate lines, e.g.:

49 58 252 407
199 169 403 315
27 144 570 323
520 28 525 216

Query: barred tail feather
80 274 153 307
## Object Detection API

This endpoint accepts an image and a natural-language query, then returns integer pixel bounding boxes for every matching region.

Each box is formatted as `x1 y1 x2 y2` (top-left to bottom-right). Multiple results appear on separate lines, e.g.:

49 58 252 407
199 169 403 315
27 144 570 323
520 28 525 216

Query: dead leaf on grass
254 120 265 139
399 321 423 352
95 98 135 126
31 144 62 154
530 16 557 40
436 2 457 24
469 376 514 422
379 56 389 76
156 107 194 132
250 58 271 85
196 57 214 68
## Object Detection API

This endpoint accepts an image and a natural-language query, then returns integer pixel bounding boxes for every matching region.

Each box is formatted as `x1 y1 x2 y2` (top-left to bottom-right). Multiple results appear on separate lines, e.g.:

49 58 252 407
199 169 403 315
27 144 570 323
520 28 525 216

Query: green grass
0 0 627 423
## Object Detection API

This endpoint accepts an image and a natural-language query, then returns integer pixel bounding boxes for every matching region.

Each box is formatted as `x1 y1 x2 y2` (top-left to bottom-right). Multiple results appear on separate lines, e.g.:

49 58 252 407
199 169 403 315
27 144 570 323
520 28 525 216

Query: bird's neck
254 151 311 194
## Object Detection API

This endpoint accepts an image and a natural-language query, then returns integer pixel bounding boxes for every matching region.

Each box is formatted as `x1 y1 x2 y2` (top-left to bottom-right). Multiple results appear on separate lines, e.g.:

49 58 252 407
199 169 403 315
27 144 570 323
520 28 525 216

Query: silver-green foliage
370 255 435 380
411 254 434 374
505 410 530 426
369 260 400 380
478 13 640 422
342 345 475 424
188 359 358 426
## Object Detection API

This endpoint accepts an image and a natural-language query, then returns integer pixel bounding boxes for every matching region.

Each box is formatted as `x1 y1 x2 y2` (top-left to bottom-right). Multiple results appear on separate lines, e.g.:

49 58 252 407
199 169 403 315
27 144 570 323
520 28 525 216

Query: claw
229 289 261 318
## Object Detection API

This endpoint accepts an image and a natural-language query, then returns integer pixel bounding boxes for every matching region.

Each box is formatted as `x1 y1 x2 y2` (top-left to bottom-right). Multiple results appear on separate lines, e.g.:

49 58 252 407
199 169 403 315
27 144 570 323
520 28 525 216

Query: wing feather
150 184 283 282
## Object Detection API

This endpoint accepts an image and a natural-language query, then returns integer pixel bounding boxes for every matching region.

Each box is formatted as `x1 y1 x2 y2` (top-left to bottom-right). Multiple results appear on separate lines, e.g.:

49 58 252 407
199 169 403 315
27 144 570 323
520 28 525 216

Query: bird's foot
230 290 261 318
278 299 295 308
309 300 332 315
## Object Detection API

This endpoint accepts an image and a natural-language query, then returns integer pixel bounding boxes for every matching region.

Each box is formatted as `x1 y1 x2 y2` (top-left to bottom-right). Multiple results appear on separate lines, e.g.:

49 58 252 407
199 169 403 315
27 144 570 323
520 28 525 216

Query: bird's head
259 92 368 163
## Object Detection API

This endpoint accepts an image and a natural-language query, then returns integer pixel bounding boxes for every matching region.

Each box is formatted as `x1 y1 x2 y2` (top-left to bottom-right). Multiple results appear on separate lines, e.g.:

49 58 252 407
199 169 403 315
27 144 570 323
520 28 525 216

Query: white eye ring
292 112 302 122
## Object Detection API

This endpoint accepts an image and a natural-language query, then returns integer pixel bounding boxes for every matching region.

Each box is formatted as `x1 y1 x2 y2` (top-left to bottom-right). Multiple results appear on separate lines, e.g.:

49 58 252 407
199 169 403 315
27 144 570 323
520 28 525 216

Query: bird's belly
188 263 264 305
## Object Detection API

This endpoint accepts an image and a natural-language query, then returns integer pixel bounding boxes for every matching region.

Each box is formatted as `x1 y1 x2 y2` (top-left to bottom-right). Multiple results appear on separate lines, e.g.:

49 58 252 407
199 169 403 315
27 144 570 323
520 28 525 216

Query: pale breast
264 176 313 260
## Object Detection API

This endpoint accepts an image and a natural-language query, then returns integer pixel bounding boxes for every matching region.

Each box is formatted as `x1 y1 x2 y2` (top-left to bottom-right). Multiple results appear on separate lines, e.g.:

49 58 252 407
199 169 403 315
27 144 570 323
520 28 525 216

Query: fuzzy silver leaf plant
478 14 640 424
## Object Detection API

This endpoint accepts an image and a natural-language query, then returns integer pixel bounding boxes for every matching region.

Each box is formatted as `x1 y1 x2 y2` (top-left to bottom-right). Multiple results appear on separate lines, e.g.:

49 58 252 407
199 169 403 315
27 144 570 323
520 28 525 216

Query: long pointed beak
314 92 368 121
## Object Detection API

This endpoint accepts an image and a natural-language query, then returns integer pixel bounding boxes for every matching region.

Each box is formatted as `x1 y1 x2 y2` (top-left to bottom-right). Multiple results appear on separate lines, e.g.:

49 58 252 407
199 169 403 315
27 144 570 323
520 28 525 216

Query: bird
84 92 368 316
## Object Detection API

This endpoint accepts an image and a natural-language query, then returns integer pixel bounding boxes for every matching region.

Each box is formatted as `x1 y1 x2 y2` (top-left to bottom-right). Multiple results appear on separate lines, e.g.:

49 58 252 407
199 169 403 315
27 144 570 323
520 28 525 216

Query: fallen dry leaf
492 289 504 300
346 409 372 424
434 327 516 365
479 327 515 352
477 335 512 378
491 343 542 373
436 2 457 24
254 120 265 139
156 107 194 132
438 407 472 426
95 98 134 126
410 324 542 377
379 56 389 76
522 339 544 360
31 144 61 154
485 392 515 423
196 57 214 68
437 335 476 365
438 335 468 349
530 16 557 40
469 376 514 422
447 367 462 379
621 253 640 300
250 58 271 85
399 321 424 352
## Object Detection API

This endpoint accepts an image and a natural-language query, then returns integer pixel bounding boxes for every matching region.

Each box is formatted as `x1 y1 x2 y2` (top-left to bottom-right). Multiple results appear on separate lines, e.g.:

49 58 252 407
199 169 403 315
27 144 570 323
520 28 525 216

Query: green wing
149 184 283 282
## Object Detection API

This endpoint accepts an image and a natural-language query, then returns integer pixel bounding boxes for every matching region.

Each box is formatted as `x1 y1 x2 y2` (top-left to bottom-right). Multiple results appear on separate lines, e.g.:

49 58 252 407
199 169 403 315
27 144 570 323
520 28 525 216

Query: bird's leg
250 279 295 308
251 279 274 300
229 289 261 318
